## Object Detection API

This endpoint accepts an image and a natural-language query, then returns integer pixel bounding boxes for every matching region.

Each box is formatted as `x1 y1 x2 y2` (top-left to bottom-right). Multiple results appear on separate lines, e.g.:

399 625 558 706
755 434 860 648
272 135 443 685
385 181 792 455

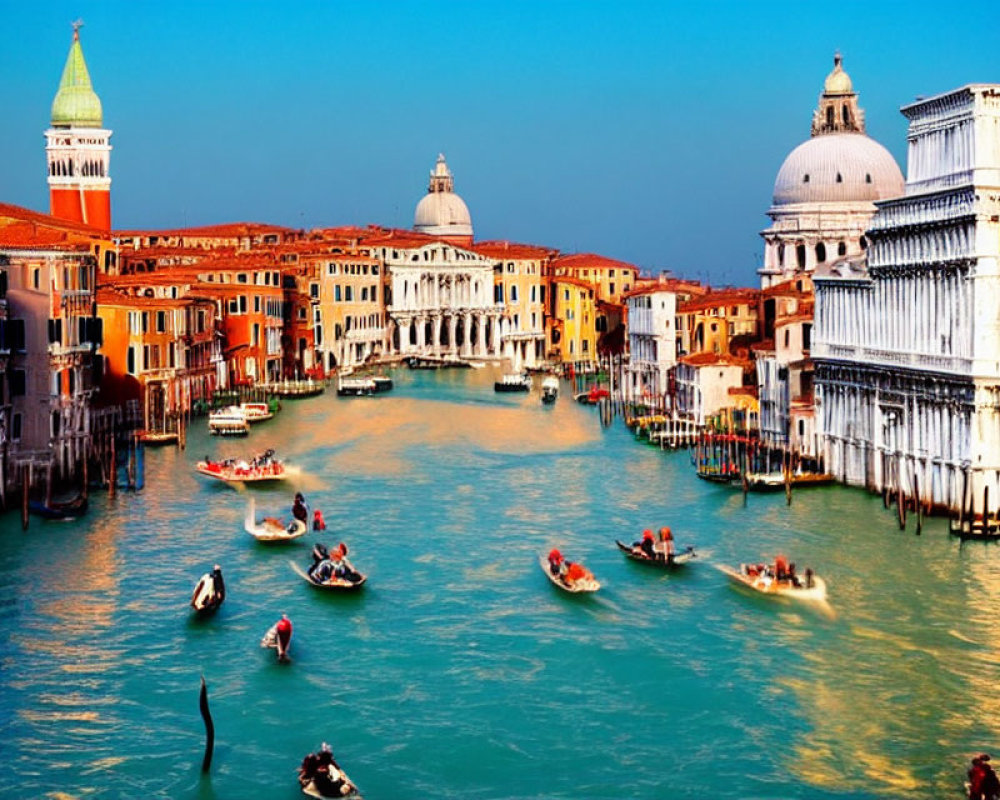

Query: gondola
291 560 367 591
298 745 362 798
244 499 307 542
538 554 600 593
190 567 225 615
614 539 696 567
717 563 827 602
541 376 559 404
28 494 88 520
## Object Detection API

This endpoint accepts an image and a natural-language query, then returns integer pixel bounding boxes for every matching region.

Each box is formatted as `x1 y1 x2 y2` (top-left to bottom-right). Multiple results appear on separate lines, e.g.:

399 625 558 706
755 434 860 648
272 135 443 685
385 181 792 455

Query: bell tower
811 52 866 137
45 22 112 229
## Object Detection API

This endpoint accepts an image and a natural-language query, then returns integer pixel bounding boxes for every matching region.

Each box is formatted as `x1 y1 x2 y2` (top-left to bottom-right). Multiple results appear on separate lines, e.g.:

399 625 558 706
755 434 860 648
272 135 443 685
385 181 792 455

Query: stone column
491 313 501 356
462 312 473 357
448 314 458 357
431 313 441 357
399 317 411 355
477 312 487 357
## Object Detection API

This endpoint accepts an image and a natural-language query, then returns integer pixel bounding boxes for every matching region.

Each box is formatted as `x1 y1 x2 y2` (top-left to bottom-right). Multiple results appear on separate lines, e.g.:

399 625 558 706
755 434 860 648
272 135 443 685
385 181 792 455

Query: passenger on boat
209 565 225 605
331 543 362 583
631 530 656 559
313 553 335 583
313 509 326 531
970 754 1000 800
309 543 329 576
299 742 351 797
655 526 675 563
292 493 308 523
548 549 567 578
565 562 587 585
787 562 802 587
275 614 292 661
774 555 789 582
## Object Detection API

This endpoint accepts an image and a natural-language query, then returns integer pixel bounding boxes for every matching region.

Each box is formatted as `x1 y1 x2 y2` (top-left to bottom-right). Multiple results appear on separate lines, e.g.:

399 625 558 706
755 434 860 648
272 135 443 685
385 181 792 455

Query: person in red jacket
275 614 293 661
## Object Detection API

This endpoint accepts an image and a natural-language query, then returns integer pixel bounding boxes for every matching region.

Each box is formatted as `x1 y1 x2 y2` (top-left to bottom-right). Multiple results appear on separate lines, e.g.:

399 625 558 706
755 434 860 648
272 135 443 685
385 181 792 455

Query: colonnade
395 310 501 360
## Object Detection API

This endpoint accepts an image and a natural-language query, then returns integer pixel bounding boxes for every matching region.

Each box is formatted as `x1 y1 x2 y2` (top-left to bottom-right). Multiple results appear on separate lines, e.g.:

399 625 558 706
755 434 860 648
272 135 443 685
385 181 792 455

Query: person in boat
787 562 802 588
309 543 329 576
312 551 335 584
774 555 790 583
973 754 1000 800
300 742 351 797
292 492 308 524
548 548 568 579
313 509 326 531
330 543 362 583
655 526 675 563
209 565 225 605
631 530 656 559
275 613 292 661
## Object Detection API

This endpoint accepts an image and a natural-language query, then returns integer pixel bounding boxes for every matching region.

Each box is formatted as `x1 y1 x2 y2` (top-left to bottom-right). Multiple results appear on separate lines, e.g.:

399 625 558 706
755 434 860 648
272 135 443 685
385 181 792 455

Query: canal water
1 367 997 800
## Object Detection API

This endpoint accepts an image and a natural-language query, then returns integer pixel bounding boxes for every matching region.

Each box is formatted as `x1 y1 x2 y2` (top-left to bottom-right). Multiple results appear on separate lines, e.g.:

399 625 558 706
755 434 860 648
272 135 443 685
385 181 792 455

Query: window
835 172 843 183
127 346 136 375
838 242 847 256
310 283 319 299
610 283 615 295
335 286 341 302
254 296 261 313
495 285 503 303
240 296 247 313
142 345 149 371
802 174 810 183
11 412 21 442
361 287 368 301
345 286 353 302
156 311 166 332
569 341 575 355
816 243 826 262
10 369 26 396
511 286 518 302
784 329 790 347
582 339 589 353
142 312 149 333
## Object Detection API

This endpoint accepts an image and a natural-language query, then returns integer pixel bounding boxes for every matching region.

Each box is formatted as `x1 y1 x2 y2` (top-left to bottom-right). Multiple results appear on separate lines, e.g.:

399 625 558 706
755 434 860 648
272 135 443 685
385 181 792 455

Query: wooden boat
696 469 740 485
614 539 696 567
196 450 286 483
28 494 88 520
261 379 325 398
208 406 249 436
718 563 827 602
574 386 609 405
743 471 835 491
299 750 362 799
538 554 600 593
494 373 531 393
245 499 307 542
291 560 367 591
337 375 393 396
948 524 1000 542
139 430 179 446
190 568 225 615
541 376 559 404
240 401 274 423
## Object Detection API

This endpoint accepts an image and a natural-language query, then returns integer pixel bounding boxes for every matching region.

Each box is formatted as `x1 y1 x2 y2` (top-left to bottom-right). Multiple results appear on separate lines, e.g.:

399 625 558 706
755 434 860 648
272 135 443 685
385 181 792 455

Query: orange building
549 253 638 305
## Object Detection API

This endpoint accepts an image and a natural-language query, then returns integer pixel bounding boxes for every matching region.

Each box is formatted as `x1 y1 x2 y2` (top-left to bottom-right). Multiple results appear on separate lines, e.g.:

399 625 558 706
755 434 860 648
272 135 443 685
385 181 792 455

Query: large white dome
414 191 473 237
772 133 903 206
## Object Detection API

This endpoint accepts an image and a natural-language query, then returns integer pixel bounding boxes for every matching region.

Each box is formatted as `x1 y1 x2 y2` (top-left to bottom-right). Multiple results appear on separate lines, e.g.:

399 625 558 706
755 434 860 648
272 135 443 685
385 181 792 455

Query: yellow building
549 277 597 366
549 253 638 304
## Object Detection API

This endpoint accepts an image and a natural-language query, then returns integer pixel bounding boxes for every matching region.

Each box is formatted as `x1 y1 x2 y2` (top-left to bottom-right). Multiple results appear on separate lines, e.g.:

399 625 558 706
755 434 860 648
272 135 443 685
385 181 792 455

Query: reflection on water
0 367 997 799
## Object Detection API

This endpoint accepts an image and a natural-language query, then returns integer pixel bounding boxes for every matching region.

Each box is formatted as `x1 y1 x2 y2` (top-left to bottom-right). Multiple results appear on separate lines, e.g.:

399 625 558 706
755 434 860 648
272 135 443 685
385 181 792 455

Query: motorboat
195 450 287 483
28 493 88 520
208 406 249 436
240 401 274 423
718 562 827 602
574 386 609 405
191 567 225 615
615 539 696 568
298 745 362 798
541 376 559 404
743 471 835 491
337 375 393 397
538 553 600 593
494 373 531 393
139 430 179 446
244 499 307 542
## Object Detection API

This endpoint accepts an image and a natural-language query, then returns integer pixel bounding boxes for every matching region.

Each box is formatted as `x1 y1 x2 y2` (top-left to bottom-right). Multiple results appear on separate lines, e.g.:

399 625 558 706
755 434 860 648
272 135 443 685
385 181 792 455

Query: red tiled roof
0 202 107 236
679 352 751 368
623 278 705 300
470 240 557 259
550 252 640 273
115 222 297 238
678 288 760 313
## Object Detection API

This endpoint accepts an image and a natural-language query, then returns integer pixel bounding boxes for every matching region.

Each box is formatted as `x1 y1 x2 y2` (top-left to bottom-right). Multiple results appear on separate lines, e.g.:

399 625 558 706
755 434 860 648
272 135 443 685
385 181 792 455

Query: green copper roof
50 31 103 128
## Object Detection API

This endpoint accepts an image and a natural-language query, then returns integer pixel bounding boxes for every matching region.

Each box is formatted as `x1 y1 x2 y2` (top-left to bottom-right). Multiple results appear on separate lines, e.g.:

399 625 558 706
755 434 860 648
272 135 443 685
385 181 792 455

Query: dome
823 53 853 95
51 30 103 128
772 133 903 206
414 192 473 237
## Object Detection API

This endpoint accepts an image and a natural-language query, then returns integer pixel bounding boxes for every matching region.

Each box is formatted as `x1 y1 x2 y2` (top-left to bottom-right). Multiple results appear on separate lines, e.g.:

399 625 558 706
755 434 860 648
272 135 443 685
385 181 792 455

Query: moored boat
208 406 249 436
337 375 394 397
195 449 286 483
539 552 600 593
239 401 274 423
494 373 531 393
139 430 179 446
574 386 609 404
541 376 559 404
718 562 827 602
615 539 696 567
28 493 88 520
743 471 835 491
244 499 307 542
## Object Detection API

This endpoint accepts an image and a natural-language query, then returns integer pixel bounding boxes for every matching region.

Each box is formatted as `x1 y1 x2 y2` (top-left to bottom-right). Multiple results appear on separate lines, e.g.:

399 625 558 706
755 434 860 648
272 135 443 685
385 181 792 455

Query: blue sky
1 1 997 284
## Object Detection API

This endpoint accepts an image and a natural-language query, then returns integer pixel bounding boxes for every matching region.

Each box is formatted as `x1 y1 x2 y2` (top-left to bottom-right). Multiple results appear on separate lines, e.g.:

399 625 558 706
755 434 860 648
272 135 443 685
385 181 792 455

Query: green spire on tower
50 22 103 128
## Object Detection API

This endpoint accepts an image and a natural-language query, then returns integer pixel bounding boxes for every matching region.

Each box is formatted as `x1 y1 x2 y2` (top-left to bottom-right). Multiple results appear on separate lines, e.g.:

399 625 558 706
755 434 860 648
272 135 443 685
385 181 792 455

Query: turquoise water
1 367 997 799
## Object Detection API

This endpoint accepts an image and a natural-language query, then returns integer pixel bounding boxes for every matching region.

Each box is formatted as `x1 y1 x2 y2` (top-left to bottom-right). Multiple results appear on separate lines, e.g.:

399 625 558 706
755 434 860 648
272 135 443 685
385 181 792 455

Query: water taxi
337 375 394 396
494 373 531 393
195 450 286 483
240 401 274 423
718 562 827 602
208 407 249 436
541 376 559 404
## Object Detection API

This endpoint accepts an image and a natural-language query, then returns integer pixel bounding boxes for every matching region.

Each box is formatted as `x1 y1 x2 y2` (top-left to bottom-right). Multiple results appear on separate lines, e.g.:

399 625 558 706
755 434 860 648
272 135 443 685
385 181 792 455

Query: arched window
796 244 806 269
860 236 868 251
865 173 872 183
816 243 827 262
836 172 843 183
826 107 834 127
778 243 785 266
842 105 850 126
803 174 810 183
838 242 847 256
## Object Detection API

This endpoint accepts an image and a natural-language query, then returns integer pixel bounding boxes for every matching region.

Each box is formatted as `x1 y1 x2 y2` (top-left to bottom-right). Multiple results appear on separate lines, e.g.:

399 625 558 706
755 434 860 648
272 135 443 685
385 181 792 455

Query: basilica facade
813 85 1000 513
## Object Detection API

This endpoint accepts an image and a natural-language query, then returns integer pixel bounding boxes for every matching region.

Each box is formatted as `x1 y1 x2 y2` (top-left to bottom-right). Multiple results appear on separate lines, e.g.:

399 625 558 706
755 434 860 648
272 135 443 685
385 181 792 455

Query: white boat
494 373 532 393
717 563 827 602
195 452 287 483
208 406 249 436
541 376 559 404
240 401 274 423
244 498 307 542
337 375 393 396
538 554 600 593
